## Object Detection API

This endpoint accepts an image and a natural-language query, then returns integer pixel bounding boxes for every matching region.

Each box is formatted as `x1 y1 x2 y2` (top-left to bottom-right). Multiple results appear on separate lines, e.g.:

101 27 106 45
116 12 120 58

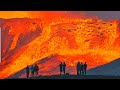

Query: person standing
77 62 81 75
31 65 35 78
26 65 30 78
63 62 66 75
83 62 87 75
34 64 39 77
80 63 84 75
59 62 63 75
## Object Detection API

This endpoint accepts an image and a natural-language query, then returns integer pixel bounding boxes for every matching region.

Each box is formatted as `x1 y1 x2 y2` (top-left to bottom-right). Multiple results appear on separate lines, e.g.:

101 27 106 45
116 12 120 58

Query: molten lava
0 12 120 79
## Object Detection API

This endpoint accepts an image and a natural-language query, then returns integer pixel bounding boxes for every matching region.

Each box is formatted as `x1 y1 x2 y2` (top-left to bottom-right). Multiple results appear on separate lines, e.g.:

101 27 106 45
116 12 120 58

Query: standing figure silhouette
63 62 66 75
34 64 39 77
59 62 63 75
83 62 87 75
31 65 35 78
77 62 81 75
80 63 84 75
26 65 30 78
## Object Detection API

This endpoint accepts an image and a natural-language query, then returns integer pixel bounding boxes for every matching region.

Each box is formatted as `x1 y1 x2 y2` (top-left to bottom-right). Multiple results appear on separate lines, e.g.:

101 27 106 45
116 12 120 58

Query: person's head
61 62 62 64
85 62 87 64
64 62 66 64
81 63 83 64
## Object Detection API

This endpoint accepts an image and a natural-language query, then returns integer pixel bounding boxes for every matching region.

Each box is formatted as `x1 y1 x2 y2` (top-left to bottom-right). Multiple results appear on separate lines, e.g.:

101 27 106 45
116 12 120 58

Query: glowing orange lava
0 11 120 79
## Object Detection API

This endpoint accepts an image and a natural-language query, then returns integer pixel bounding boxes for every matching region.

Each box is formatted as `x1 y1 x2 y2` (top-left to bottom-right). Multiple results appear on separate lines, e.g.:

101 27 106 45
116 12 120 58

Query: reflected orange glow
0 11 120 79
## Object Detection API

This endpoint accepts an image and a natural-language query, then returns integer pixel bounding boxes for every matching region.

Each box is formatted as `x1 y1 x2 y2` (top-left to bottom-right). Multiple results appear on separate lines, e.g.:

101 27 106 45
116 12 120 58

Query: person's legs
32 72 34 77
36 71 38 78
32 72 33 77
26 72 29 78
77 69 79 75
63 69 65 74
27 72 29 78
31 72 33 77
26 73 28 78
85 69 86 75
64 67 66 74
80 70 81 75
60 68 62 75
81 70 83 75
82 70 84 75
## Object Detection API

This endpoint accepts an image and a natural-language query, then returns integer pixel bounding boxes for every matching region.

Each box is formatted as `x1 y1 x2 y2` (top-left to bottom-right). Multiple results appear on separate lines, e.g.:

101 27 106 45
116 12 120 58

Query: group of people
76 62 87 75
59 62 87 75
26 64 39 78
59 62 66 75
25 62 87 78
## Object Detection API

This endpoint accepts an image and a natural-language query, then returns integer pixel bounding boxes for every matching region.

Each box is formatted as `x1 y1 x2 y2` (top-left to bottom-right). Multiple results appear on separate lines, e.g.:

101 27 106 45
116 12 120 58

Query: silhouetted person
80 63 84 75
34 64 39 77
26 65 30 78
31 65 34 77
77 62 80 75
63 62 66 75
59 62 63 75
83 62 87 75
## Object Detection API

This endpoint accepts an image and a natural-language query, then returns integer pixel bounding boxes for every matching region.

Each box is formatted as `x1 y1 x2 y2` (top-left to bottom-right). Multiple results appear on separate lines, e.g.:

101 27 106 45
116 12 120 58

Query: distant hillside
87 58 120 76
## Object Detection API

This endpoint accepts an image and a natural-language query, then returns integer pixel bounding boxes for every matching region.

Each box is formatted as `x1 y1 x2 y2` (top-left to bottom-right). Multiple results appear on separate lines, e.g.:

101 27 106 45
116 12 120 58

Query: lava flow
0 12 120 79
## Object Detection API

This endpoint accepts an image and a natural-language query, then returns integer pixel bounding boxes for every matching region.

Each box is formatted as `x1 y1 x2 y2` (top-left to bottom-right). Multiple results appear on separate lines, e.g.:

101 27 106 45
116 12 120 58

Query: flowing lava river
0 16 120 79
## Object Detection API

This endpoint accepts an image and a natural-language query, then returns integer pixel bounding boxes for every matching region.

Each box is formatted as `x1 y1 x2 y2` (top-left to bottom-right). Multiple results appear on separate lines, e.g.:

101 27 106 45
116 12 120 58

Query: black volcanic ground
9 75 120 79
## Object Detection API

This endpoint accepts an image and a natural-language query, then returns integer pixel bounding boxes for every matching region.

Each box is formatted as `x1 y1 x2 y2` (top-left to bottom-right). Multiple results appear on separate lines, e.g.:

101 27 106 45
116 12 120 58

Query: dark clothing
80 64 84 75
31 71 34 75
84 63 87 75
59 63 63 75
26 67 29 73
31 66 34 77
26 66 29 78
34 65 39 72
59 64 63 72
63 63 66 74
26 72 29 78
34 65 39 76
77 63 80 75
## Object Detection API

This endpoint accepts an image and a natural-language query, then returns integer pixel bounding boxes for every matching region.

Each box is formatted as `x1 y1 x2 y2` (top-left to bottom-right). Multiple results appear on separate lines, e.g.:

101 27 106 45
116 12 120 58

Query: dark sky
70 11 120 20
